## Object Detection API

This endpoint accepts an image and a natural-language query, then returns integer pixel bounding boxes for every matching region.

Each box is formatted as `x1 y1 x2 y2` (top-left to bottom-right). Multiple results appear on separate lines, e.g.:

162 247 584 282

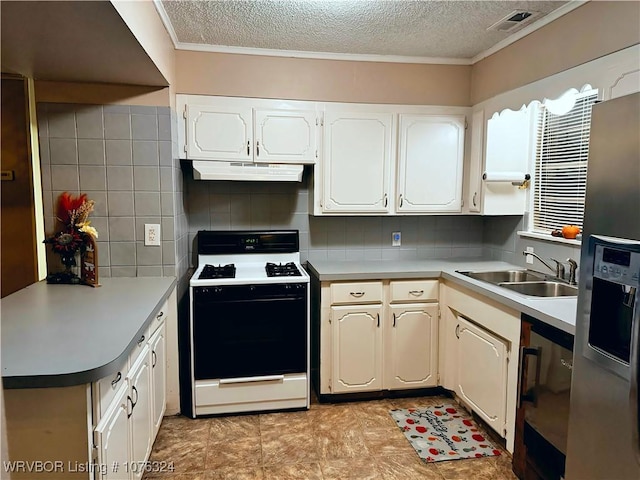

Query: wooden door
322 111 393 213
254 109 317 164
331 305 383 393
1 77 38 297
386 303 438 389
397 114 464 213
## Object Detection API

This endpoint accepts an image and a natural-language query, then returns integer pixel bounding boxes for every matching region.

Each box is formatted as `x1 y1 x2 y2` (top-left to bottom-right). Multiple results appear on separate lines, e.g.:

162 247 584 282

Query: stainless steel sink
497 281 578 297
458 269 545 283
456 269 578 297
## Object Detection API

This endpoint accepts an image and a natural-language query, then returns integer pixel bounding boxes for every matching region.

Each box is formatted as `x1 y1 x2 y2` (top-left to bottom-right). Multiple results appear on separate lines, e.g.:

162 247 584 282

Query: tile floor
144 394 518 480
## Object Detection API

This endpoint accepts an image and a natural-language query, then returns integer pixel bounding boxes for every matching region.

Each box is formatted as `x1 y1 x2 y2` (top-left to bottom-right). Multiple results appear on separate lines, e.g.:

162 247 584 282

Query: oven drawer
390 280 438 303
194 373 308 415
330 281 383 305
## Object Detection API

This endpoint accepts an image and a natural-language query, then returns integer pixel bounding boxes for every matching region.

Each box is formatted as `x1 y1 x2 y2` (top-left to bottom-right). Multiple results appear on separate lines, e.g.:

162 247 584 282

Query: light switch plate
145 224 161 246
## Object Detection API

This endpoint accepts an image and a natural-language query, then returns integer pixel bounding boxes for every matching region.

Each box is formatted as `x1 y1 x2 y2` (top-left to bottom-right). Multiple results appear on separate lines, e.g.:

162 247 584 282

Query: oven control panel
594 244 640 286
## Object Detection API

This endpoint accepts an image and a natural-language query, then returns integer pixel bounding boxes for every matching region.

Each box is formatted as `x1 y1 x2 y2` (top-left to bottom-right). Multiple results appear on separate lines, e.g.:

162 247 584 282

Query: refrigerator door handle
630 288 640 464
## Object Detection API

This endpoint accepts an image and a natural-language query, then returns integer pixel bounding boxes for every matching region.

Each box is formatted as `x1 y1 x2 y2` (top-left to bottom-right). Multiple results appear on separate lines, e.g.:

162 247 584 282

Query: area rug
389 403 501 463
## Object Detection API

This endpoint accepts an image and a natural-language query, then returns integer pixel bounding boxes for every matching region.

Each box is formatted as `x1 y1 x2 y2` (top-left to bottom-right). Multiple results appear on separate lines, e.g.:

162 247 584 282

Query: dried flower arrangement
44 192 99 286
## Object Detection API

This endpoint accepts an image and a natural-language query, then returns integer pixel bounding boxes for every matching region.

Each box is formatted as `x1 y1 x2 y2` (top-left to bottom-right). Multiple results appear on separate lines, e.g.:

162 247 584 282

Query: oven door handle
219 375 285 385
518 346 542 408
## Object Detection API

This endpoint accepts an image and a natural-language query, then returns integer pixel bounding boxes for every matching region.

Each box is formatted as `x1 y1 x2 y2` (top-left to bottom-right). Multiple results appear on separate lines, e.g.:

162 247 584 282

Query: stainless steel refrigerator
566 92 640 479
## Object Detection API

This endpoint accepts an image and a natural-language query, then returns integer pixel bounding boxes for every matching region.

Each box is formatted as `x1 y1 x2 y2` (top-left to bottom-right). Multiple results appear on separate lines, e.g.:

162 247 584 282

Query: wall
175 51 471 106
185 170 484 266
471 1 640 104
37 102 189 299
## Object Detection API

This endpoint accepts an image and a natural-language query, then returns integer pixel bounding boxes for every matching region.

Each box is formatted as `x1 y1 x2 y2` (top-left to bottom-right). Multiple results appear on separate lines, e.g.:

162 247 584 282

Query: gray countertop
305 258 577 335
1 277 176 389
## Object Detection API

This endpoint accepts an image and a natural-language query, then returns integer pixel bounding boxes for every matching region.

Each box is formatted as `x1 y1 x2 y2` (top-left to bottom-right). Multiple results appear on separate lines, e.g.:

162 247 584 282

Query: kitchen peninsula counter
305 258 577 335
1 276 176 389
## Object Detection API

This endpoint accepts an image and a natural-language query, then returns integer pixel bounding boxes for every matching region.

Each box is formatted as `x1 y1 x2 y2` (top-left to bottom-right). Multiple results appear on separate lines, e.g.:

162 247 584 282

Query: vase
46 250 81 284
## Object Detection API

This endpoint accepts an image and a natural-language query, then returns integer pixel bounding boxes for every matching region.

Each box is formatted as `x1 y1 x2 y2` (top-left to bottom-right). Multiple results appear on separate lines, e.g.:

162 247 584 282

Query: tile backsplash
38 102 189 297
185 168 485 266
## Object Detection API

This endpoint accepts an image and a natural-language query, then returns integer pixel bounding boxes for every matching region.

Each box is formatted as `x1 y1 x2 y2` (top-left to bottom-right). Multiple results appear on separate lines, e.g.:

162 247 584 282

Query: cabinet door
322 112 393 213
254 109 317 164
94 382 131 480
331 305 383 393
397 114 464 213
128 345 153 480
150 322 166 438
386 303 438 389
456 316 508 435
186 104 252 161
467 109 484 213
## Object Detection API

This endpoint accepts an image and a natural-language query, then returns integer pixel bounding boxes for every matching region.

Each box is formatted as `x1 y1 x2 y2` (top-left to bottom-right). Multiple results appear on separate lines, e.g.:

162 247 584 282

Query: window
531 88 598 233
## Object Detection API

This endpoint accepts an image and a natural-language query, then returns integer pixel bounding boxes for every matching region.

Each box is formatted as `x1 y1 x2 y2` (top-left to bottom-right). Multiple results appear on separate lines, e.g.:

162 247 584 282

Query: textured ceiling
160 0 570 60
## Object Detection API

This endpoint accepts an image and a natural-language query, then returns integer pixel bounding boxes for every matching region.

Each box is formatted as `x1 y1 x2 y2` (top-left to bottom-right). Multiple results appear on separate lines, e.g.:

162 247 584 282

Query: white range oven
186 230 310 417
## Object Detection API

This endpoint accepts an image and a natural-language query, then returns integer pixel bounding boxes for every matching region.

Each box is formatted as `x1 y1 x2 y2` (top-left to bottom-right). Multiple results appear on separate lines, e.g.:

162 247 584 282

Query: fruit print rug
389 403 501 463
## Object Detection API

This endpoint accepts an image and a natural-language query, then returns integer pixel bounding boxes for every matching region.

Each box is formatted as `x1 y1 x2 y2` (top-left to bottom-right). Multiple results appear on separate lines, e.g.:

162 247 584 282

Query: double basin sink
457 269 578 297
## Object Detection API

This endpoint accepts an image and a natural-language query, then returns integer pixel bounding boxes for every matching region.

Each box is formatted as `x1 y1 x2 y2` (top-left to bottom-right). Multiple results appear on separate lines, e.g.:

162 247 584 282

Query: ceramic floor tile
353 399 399 429
309 403 361 431
205 436 262 470
362 426 412 456
435 457 500 480
209 466 265 480
259 410 313 435
375 453 445 480
263 462 323 480
157 415 211 441
261 431 319 465
149 420 208 475
209 414 260 441
492 453 518 480
143 474 214 480
390 395 451 410
316 427 370 460
320 457 381 480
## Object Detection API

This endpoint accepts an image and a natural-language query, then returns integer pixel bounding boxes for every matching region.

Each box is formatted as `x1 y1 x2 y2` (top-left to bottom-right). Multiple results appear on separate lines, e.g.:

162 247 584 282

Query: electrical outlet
525 246 534 264
145 224 161 246
392 231 401 247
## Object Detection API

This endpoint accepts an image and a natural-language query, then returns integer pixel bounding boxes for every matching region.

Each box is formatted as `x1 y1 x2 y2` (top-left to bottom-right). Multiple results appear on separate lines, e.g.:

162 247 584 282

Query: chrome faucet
567 258 578 285
522 251 565 280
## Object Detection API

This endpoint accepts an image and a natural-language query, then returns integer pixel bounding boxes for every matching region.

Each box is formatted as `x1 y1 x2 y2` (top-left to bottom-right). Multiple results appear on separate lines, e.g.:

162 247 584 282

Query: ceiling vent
487 11 540 32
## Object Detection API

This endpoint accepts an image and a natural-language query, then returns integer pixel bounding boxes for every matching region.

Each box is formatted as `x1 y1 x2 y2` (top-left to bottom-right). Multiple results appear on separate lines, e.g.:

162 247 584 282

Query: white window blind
532 89 598 232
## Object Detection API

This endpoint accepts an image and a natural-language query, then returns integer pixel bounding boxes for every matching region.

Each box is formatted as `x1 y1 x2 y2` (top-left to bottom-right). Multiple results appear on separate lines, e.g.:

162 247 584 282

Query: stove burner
199 264 236 279
265 262 302 277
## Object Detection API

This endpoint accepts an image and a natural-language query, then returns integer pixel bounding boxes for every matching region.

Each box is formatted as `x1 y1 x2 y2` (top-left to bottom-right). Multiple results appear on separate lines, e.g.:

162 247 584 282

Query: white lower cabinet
129 346 153 480
94 383 131 480
321 279 439 395
150 323 167 437
455 315 508 433
331 305 383 393
385 303 438 389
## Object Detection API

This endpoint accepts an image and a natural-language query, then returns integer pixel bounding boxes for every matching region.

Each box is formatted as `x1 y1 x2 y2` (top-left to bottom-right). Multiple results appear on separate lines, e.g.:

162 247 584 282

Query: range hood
192 161 304 182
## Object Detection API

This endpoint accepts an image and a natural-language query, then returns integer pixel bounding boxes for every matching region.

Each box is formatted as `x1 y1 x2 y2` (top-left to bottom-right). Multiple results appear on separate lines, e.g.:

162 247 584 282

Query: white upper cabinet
397 114 465 213
180 96 319 164
322 111 394 214
186 104 253 161
254 109 317 164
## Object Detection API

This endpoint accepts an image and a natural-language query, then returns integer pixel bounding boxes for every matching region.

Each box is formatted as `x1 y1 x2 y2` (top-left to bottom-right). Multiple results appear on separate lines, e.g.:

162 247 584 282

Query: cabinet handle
111 371 122 388
126 396 134 418
399 194 403 208
393 313 396 327
247 140 250 156
131 385 139 409
384 194 388 208
156 311 164 320
349 291 365 297
455 324 460 339
152 350 157 368
256 141 260 157
377 313 380 327
137 335 145 346
518 346 542 408
409 290 424 296
473 192 477 207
